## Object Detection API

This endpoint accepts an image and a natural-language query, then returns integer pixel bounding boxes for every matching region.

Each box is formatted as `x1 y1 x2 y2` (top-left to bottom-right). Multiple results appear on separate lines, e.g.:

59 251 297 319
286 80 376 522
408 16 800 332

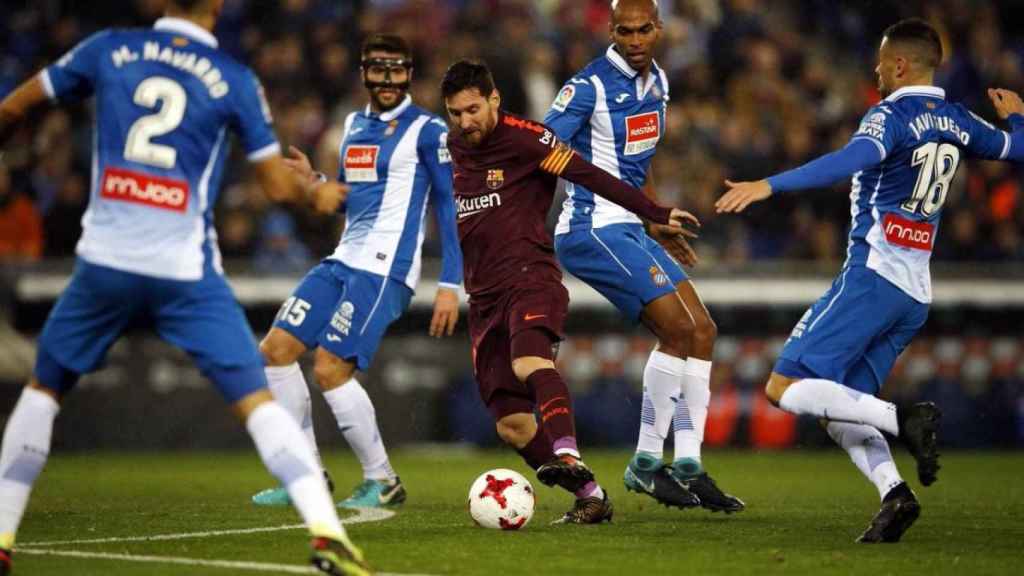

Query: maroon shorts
469 281 568 421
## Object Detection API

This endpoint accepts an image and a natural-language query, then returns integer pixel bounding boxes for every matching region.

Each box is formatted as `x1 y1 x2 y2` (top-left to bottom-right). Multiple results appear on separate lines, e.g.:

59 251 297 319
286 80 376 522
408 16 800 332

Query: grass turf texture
15 450 1023 575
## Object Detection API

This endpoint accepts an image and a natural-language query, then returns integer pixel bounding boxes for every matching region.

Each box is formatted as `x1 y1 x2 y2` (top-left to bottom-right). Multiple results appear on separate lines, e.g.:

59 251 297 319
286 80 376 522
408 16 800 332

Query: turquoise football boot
338 477 407 509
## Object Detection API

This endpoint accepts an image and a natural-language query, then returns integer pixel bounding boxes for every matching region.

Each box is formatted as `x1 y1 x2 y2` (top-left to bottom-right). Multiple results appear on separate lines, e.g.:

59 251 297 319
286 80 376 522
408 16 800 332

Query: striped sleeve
538 142 576 176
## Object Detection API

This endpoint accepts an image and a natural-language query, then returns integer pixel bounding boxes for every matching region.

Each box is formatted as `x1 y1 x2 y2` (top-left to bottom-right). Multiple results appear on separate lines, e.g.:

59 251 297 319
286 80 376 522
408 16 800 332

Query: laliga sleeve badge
551 84 576 113
385 120 399 137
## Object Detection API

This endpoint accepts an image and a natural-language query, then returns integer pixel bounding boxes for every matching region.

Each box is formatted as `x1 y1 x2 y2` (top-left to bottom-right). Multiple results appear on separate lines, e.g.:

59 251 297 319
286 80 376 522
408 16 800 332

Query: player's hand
988 88 1024 120
283 145 315 181
429 287 460 338
716 179 772 213
649 223 699 267
667 208 700 230
309 181 349 214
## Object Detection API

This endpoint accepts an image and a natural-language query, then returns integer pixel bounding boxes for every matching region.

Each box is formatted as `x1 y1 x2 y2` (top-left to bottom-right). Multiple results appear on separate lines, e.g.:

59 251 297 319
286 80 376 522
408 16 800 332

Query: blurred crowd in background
3 0 1024 269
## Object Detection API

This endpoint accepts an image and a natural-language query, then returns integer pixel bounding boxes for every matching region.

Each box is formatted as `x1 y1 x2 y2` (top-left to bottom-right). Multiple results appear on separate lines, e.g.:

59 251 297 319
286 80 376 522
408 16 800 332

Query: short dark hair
169 0 206 11
441 60 495 99
883 18 943 68
361 34 412 61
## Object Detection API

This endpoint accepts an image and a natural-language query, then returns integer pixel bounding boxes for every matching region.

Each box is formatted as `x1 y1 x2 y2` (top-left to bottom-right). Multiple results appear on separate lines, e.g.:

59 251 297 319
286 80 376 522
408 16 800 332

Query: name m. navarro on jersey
104 40 231 98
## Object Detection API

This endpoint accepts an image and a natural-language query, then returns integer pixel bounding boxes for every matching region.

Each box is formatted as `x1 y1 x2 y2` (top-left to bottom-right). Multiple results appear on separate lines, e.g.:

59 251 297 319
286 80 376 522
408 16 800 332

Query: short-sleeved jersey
448 112 570 301
329 96 462 291
845 85 1012 303
544 45 669 234
40 18 279 281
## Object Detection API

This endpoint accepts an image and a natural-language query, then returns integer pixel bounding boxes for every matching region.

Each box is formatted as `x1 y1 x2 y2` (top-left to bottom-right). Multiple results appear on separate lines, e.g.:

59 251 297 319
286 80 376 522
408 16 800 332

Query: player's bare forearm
254 154 347 213
0 76 48 148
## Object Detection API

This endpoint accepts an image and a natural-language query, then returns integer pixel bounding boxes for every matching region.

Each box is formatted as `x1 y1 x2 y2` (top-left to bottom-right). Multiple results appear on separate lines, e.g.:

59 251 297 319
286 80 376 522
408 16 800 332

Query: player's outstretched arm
0 76 49 152
716 137 884 214
544 142 693 227
253 148 348 214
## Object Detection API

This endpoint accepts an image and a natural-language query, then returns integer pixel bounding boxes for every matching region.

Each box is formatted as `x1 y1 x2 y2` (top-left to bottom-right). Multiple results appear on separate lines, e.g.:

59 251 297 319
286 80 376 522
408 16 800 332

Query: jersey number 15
902 142 960 217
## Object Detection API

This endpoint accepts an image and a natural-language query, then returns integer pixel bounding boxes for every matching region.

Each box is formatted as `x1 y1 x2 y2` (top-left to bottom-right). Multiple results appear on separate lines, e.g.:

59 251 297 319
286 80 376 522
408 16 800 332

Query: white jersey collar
884 85 946 102
154 17 218 48
605 45 638 78
365 94 412 122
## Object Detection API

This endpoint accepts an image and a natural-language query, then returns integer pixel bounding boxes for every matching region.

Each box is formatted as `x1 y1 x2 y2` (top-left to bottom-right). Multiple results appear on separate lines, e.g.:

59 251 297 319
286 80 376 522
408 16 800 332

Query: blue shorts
35 259 265 402
555 223 688 321
272 260 412 372
775 266 929 395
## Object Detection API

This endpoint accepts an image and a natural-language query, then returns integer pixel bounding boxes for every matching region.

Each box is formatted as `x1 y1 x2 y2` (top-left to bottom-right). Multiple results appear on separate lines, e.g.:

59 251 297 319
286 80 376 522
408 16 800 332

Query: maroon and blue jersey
40 17 279 281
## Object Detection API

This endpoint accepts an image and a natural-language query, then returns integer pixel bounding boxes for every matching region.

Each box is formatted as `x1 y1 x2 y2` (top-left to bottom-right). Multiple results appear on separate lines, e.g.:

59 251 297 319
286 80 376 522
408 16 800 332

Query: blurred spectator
0 163 42 263
0 0 1021 265
253 209 313 275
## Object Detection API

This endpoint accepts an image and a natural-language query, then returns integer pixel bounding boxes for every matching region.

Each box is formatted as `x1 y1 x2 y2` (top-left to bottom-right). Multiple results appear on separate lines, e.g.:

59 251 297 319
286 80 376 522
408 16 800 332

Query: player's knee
764 375 792 406
312 352 356 391
511 356 554 383
657 315 694 356
259 335 302 367
495 414 536 448
693 314 718 347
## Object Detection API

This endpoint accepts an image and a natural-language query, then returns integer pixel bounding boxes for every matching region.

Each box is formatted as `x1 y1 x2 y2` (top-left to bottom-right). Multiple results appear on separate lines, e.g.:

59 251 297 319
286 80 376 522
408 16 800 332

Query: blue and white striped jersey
41 18 279 281
842 85 1013 303
329 95 462 291
544 45 669 235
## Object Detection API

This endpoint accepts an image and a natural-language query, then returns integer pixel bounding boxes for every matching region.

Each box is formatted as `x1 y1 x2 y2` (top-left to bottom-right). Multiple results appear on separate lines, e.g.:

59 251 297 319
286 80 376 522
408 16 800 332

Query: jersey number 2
124 77 187 170
902 142 960 217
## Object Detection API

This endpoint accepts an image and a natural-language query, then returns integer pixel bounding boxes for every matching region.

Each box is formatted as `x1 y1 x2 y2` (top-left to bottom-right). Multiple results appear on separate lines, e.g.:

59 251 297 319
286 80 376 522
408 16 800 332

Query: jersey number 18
902 142 960 217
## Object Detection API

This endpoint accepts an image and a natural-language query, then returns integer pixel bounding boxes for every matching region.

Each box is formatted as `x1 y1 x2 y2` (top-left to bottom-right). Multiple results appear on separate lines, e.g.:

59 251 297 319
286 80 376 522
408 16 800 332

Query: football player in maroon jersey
442 60 699 523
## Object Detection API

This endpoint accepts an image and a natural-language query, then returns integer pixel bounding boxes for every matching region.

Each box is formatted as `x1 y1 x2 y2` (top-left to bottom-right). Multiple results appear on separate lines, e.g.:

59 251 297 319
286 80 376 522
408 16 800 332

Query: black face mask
361 57 413 91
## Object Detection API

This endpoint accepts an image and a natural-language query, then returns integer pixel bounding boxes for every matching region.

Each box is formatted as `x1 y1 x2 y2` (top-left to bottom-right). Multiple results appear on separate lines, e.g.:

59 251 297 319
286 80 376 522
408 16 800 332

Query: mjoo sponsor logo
344 145 379 182
100 167 188 212
624 111 660 155
883 213 934 251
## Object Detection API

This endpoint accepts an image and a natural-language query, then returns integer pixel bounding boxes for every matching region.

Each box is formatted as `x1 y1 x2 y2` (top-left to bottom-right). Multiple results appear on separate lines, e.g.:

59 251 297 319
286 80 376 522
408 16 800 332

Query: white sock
826 421 905 500
637 350 685 459
0 388 60 547
779 378 899 436
323 378 396 482
675 358 711 462
265 363 322 467
246 402 346 540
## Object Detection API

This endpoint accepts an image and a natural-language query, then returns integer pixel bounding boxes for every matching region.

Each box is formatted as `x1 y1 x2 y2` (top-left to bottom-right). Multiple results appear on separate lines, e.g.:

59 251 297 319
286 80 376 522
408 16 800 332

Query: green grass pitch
14 449 1023 575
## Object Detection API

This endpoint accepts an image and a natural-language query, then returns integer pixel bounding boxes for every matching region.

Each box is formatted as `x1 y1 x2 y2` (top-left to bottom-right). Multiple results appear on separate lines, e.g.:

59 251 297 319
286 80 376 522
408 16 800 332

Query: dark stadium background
1 0 1022 451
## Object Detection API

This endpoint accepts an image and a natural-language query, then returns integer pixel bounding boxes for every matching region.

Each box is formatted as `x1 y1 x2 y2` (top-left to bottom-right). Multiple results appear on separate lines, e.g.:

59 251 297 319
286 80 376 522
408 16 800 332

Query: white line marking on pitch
17 549 436 576
18 507 395 547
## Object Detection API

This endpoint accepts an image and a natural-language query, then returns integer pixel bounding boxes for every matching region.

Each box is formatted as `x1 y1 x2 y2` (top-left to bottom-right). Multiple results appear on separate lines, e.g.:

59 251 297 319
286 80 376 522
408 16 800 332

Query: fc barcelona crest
486 169 505 190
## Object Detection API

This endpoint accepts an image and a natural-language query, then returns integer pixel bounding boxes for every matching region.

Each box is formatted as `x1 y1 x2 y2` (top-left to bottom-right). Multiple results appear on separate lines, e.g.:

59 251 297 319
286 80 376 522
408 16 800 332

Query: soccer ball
467 468 535 530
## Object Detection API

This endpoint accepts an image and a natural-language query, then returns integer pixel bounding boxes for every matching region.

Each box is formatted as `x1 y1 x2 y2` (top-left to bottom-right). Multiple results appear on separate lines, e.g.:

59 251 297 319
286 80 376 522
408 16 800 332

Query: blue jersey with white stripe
544 46 669 235
842 85 1012 303
41 18 279 281
329 96 462 291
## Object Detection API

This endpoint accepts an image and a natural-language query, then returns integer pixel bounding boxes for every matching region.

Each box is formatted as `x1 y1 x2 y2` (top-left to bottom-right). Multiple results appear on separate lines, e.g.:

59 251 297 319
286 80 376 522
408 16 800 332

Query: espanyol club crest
486 169 505 190
649 265 669 287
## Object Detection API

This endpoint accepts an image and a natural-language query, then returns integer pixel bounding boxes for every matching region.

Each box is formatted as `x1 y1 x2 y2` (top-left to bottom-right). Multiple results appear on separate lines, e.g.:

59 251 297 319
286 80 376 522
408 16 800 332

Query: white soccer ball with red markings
468 468 535 530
